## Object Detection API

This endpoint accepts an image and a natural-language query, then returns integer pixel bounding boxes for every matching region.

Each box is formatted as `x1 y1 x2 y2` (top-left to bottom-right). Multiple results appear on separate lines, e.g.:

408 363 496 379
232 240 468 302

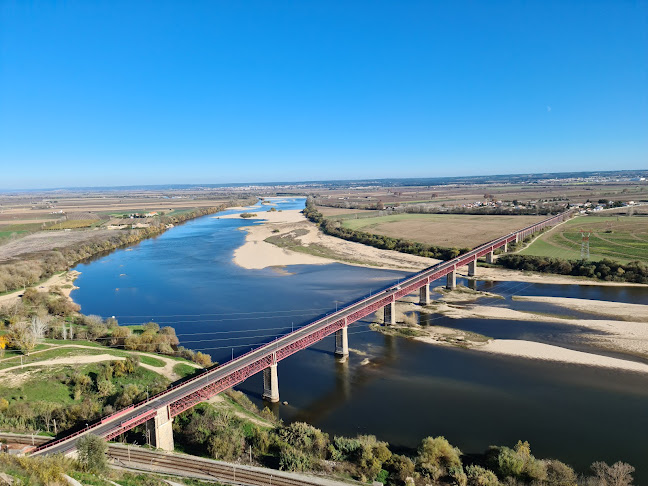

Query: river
71 198 648 480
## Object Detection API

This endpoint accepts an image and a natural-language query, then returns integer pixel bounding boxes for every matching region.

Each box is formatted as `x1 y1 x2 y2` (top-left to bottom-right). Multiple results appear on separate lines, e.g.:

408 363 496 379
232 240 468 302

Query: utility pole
580 231 590 260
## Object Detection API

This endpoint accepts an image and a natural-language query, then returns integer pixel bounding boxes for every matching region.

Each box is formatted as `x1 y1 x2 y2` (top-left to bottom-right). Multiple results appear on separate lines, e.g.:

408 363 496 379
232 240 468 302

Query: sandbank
476 339 648 374
512 295 648 322
227 209 435 271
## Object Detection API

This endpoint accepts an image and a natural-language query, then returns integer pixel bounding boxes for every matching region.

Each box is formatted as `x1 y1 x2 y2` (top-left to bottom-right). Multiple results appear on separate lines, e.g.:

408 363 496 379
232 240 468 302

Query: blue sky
1 1 646 189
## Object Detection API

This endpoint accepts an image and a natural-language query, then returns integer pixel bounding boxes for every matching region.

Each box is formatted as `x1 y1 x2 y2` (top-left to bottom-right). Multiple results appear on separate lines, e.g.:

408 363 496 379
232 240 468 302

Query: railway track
108 445 350 486
0 434 352 486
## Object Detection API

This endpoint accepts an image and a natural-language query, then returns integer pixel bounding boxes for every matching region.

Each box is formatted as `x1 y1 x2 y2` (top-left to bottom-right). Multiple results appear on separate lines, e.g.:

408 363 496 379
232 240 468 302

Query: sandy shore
478 339 648 374
512 295 648 322
223 209 435 271
0 270 80 308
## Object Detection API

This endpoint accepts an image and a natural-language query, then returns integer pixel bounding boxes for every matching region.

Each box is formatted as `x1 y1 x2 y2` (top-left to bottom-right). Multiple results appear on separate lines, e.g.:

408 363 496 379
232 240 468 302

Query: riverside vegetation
173 394 634 486
496 255 648 284
0 286 211 439
0 201 258 294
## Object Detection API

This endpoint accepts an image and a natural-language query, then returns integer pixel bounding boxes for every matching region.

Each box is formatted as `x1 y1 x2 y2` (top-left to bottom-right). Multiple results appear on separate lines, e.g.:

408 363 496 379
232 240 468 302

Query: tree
77 434 108 473
30 316 48 340
8 321 37 355
591 461 635 486
194 351 212 367
417 436 462 481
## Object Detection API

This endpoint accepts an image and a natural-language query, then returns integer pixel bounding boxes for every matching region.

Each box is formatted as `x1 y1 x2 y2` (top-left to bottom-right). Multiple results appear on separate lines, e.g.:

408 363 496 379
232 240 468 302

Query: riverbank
219 209 435 271
0 270 80 307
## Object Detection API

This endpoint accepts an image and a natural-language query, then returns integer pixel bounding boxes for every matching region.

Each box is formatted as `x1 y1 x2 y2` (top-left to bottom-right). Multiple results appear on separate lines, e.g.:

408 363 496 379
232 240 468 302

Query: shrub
386 454 416 484
466 465 500 486
143 321 160 333
194 351 212 367
545 459 577 486
279 448 312 472
279 422 329 458
208 425 245 461
417 436 462 481
114 384 142 408
76 434 108 473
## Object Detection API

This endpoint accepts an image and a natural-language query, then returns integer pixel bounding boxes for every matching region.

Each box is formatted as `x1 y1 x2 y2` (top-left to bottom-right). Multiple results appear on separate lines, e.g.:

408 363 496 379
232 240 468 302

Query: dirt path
0 270 80 307
0 343 201 381
0 353 125 375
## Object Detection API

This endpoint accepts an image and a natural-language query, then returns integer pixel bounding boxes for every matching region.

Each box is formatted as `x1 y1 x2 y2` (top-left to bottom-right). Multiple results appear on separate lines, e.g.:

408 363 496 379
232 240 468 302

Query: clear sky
1 1 646 189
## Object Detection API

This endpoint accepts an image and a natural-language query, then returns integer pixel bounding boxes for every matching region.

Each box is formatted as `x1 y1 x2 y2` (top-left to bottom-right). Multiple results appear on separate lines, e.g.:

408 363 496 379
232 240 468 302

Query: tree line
0 201 256 295
174 396 635 486
303 198 469 260
496 254 648 284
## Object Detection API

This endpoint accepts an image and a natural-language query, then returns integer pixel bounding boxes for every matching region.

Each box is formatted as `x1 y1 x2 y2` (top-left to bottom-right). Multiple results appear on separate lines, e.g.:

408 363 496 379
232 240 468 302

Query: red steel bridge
31 210 570 456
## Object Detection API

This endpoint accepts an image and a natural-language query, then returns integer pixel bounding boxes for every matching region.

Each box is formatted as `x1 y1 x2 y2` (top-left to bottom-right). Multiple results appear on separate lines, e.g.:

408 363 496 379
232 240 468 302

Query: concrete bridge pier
335 326 349 358
446 270 456 289
419 284 430 305
503 242 508 252
145 406 174 452
467 258 476 277
263 363 280 402
384 301 396 325
485 251 494 264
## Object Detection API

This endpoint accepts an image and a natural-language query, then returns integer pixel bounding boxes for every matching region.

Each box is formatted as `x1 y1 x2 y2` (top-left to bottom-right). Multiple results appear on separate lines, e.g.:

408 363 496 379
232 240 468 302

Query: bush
279 448 312 472
386 454 416 484
489 441 547 483
545 459 577 486
278 422 329 458
466 465 500 486
76 434 108 473
208 426 245 461
417 436 462 481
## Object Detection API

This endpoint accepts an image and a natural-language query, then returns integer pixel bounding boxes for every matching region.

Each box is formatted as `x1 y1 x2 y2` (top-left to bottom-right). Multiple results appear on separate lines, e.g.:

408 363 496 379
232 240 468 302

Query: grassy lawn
138 355 165 367
174 362 199 378
0 369 73 404
520 215 648 263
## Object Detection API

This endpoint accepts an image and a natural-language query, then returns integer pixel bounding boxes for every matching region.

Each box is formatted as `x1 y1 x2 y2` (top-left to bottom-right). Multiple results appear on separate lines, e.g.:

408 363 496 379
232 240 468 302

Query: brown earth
344 214 544 248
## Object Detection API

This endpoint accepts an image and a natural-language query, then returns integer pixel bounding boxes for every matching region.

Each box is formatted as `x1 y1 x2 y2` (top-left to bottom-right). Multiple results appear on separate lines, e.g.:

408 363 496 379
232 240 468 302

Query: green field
520 215 648 263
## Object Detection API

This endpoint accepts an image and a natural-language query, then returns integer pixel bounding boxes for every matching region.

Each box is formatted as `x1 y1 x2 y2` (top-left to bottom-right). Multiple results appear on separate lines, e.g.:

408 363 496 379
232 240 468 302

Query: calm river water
72 198 648 480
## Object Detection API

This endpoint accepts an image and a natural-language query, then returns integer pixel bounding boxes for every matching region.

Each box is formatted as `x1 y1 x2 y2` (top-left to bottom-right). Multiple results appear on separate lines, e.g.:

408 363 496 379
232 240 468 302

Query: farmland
520 214 648 264
334 212 545 248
